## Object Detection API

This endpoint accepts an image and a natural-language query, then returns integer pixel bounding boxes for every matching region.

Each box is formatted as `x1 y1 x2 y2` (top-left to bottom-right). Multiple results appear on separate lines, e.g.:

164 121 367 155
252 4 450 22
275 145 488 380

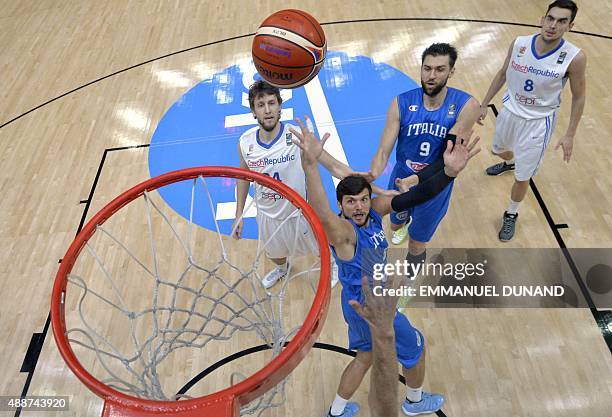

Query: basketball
252 9 326 88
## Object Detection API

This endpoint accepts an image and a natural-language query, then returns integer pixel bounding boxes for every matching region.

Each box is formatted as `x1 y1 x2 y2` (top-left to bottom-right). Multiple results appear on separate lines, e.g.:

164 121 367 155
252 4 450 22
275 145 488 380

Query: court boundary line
1 17 609 130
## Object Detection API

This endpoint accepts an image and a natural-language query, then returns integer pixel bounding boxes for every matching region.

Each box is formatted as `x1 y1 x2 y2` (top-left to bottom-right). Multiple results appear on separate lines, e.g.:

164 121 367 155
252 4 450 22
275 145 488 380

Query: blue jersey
331 209 388 301
395 87 471 177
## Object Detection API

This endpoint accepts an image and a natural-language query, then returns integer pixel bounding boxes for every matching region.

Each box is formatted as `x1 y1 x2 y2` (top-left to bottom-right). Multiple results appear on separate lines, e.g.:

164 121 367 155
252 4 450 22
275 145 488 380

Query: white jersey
239 122 306 219
503 34 580 119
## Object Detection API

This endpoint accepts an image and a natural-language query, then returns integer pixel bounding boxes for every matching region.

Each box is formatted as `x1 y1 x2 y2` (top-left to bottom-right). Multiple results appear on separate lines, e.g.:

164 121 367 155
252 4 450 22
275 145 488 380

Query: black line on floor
488 105 605 344
106 143 150 152
14 315 51 417
320 18 611 40
175 341 448 416
529 179 598 312
489 103 498 117
13 146 125 417
1 18 609 131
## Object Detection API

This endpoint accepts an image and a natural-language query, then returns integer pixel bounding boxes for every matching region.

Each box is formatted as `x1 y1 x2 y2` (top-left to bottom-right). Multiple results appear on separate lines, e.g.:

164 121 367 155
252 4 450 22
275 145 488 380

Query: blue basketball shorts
388 163 454 243
341 289 424 369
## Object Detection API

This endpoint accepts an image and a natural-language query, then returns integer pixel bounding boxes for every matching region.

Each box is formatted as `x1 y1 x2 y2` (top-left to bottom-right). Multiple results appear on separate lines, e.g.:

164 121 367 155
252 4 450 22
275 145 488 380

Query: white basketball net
63 174 324 415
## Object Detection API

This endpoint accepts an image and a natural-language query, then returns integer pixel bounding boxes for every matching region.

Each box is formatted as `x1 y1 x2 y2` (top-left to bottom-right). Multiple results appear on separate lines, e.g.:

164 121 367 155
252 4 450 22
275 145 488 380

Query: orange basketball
252 9 326 88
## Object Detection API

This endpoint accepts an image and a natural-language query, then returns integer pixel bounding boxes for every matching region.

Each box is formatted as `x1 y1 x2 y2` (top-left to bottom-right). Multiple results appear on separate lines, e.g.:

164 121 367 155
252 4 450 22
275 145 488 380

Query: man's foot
261 264 289 289
401 392 444 416
485 161 515 176
330 258 340 288
499 211 518 242
326 402 360 417
392 223 409 245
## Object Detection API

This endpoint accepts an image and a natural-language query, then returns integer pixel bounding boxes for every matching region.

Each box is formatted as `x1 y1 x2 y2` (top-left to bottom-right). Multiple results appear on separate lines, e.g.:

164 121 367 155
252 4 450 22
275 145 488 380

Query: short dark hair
546 0 578 23
248 80 282 110
421 43 458 69
336 175 372 203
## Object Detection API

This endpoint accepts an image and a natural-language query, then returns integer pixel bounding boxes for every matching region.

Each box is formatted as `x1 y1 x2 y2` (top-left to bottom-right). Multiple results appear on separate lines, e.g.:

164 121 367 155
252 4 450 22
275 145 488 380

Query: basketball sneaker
261 263 289 289
485 161 515 176
392 224 409 245
331 257 340 288
401 392 445 416
499 211 518 242
326 402 360 417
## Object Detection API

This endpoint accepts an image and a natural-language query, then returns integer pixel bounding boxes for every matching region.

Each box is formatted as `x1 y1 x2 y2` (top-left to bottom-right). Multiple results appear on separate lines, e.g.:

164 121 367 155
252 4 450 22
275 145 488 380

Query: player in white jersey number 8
233 81 396 289
478 0 587 241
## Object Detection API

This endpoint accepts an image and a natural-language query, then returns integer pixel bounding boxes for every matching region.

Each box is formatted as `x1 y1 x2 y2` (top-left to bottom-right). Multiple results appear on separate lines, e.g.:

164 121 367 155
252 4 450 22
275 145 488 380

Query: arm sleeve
413 133 456 182
390 169 454 211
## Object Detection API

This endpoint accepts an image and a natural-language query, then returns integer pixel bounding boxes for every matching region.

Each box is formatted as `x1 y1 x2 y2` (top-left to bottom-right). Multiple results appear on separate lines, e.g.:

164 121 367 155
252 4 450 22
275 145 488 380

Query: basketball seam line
256 24 326 48
287 9 326 44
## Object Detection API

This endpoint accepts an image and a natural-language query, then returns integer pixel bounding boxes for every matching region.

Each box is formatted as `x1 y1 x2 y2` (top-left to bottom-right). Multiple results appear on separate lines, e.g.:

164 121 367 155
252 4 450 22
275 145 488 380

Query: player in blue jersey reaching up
368 43 481 268
289 116 480 416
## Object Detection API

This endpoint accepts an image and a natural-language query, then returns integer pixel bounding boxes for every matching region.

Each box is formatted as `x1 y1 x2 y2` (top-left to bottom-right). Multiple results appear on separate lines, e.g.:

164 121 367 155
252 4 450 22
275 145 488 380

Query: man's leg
498 112 556 242
486 150 516 175
402 346 426 398
394 315 444 416
327 351 371 416
400 346 443 416
486 108 516 176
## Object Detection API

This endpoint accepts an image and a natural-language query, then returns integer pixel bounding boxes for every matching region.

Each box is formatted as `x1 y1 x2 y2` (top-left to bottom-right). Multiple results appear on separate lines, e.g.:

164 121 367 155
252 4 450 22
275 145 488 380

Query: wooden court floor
1 1 611 416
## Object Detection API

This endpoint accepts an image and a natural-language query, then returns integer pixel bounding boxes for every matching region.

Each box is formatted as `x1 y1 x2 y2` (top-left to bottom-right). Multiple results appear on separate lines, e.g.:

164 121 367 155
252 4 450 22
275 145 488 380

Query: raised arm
404 96 481 188
348 274 403 417
289 118 356 250
554 50 586 162
373 132 481 216
478 40 514 125
370 97 400 180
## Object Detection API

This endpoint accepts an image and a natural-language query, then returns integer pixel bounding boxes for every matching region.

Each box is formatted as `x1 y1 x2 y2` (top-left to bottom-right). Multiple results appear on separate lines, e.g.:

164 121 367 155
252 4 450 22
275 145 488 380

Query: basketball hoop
51 166 331 417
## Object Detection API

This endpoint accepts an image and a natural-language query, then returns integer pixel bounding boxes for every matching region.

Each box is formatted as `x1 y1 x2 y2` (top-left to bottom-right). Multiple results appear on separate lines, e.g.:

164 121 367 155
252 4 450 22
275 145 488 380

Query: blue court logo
148 51 417 239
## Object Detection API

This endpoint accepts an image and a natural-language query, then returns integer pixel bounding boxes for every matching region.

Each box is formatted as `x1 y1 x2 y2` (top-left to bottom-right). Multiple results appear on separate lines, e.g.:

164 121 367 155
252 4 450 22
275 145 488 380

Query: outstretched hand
443 130 481 177
289 116 331 167
348 273 405 331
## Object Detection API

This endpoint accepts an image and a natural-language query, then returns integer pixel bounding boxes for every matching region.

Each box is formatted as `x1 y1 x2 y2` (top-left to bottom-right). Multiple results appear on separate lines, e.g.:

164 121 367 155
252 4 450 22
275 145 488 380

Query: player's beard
258 112 281 132
421 77 448 97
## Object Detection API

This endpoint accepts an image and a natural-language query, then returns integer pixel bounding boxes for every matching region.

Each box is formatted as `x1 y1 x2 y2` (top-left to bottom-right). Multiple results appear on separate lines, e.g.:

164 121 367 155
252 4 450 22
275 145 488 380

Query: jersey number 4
524 79 534 92
264 172 282 182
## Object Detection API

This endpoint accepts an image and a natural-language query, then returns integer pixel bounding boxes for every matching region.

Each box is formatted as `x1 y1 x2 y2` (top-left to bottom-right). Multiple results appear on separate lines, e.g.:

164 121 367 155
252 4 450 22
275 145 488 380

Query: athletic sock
505 159 515 165
507 199 521 215
406 385 423 403
329 394 349 416
277 262 288 272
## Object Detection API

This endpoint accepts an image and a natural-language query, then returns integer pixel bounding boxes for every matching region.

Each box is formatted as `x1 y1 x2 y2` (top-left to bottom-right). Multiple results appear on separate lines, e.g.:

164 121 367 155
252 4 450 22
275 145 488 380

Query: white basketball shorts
257 212 318 259
492 107 557 181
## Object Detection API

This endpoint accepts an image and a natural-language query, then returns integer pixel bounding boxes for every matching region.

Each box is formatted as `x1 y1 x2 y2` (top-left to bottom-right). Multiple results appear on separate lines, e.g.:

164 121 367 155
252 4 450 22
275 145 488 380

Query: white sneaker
392 224 409 245
330 258 339 288
262 264 289 289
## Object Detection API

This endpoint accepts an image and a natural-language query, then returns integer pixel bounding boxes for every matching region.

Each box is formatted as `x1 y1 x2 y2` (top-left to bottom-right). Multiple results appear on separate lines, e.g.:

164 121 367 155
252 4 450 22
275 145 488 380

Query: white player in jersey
478 0 586 241
233 80 364 289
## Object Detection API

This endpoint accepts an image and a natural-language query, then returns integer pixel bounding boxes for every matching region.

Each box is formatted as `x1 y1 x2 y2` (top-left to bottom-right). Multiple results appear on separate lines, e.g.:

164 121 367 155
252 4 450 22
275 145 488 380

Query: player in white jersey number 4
478 0 586 241
233 81 390 289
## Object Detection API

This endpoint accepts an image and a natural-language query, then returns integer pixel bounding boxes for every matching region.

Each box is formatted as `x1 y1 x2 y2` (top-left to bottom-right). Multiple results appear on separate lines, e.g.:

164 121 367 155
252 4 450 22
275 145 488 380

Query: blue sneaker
327 401 360 417
401 392 444 415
